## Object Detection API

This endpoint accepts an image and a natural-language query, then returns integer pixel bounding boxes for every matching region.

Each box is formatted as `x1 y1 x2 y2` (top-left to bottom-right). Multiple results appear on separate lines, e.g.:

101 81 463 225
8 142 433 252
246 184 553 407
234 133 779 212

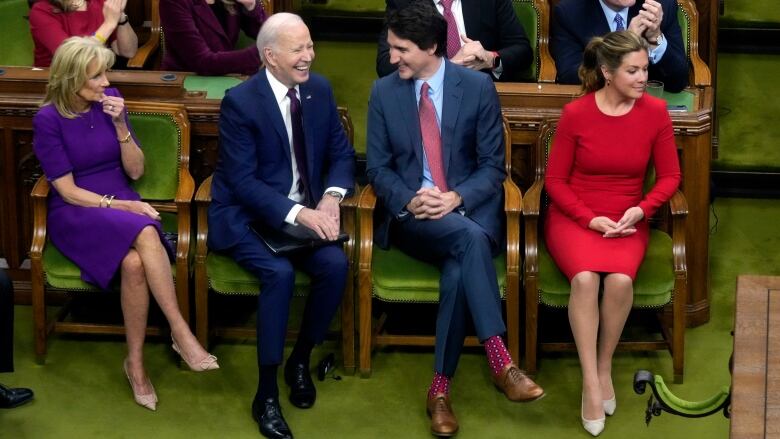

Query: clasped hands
627 0 664 45
406 187 462 220
588 206 644 238
295 194 341 241
450 35 496 71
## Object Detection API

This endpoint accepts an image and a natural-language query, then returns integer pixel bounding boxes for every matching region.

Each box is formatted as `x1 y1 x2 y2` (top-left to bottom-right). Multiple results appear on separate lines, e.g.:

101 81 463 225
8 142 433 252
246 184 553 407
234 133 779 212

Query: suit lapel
590 0 612 36
395 75 424 169
461 0 480 37
256 70 292 165
440 61 461 177
299 81 316 183
193 0 232 48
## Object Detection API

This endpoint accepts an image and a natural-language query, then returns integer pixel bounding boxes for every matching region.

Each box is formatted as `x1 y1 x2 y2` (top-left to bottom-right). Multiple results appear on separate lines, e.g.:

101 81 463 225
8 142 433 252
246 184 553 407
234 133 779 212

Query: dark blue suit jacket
551 0 689 92
366 59 506 249
208 71 356 251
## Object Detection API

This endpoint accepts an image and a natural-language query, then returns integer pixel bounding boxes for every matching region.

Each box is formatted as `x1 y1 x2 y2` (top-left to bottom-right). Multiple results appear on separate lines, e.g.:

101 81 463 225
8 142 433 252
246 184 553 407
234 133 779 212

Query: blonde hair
44 36 115 119
578 31 648 93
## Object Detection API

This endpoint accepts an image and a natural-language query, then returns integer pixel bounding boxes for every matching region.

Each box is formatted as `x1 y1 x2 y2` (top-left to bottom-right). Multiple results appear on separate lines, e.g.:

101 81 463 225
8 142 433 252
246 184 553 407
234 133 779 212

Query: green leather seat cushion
206 251 311 296
537 229 674 307
371 245 507 303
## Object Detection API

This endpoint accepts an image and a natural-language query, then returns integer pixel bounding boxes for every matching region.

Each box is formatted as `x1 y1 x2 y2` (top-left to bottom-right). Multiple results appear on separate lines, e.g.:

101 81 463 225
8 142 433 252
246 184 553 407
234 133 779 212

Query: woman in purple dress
33 37 218 411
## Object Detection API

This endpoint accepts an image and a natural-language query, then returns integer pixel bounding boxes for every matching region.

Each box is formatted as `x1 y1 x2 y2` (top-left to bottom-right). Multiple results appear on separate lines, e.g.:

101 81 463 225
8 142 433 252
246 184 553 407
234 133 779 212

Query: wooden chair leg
506 273 520 363
358 269 372 378
524 276 539 375
341 266 356 375
672 276 686 384
30 258 47 364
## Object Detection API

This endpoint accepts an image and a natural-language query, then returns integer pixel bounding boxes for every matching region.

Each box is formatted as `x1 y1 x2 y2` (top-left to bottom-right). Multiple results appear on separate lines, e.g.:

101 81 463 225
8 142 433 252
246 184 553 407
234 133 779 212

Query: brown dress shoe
426 393 459 437
493 364 545 402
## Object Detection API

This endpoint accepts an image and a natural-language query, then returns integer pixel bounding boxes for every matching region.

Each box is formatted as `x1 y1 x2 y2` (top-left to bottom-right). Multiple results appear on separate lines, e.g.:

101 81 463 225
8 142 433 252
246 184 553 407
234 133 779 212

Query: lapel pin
306 95 312 100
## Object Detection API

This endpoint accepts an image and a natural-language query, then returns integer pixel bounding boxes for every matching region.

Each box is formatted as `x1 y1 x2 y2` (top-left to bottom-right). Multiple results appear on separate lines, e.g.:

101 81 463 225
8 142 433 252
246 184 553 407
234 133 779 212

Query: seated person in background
208 12 355 439
544 31 680 436
160 0 267 76
33 37 217 412
551 0 688 92
376 0 533 81
368 2 543 436
29 0 138 68
1 268 34 409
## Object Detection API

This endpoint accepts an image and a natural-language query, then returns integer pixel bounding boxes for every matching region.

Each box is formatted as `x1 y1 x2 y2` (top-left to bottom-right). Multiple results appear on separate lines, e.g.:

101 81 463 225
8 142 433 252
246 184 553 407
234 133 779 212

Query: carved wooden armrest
30 176 50 260
194 175 213 264
668 190 688 275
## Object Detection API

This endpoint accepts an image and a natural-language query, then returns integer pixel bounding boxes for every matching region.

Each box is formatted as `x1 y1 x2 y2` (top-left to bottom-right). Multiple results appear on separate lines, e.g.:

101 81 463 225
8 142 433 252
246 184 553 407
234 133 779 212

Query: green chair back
0 0 34 66
511 0 540 81
128 112 182 201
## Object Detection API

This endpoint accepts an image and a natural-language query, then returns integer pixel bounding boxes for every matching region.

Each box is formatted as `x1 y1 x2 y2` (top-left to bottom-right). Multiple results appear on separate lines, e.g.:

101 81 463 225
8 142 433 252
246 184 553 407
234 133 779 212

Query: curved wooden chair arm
357 185 377 273
30 176 50 259
668 190 688 217
126 0 161 69
535 0 557 83
194 175 213 264
522 180 544 219
175 168 196 205
677 0 711 87
522 180 543 278
667 190 687 275
503 177 522 274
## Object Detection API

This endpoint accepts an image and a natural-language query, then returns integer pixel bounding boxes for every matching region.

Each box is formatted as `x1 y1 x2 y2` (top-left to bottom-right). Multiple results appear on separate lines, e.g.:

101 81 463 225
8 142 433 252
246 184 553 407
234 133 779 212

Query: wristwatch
118 13 129 26
492 51 501 69
325 190 344 203
647 32 664 46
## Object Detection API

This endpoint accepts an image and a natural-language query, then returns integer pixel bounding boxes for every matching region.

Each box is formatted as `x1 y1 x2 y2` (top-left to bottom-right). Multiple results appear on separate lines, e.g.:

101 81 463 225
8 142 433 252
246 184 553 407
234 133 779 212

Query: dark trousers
226 231 348 366
392 213 505 377
0 268 14 373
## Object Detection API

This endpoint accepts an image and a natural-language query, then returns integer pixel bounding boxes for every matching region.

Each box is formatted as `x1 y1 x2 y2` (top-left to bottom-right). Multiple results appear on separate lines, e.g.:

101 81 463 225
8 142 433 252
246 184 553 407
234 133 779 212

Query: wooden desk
731 275 780 438
496 82 714 327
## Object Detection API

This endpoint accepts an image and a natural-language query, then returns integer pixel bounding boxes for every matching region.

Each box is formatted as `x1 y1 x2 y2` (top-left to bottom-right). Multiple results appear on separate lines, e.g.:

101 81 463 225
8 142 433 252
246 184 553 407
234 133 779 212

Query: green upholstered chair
0 0 34 66
511 0 556 82
523 119 687 383
30 101 194 363
633 369 730 425
356 117 522 378
676 0 712 87
193 107 357 375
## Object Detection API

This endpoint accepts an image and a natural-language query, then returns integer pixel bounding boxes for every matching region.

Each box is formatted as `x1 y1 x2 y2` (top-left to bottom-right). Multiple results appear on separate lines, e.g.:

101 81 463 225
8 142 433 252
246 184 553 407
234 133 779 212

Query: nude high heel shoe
603 396 616 416
124 359 157 411
581 394 605 437
171 335 219 371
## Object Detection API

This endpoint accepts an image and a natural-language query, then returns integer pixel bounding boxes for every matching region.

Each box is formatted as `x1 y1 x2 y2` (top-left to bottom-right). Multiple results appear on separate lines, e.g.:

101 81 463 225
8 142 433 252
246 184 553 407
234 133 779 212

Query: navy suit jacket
551 0 689 92
367 59 506 249
208 71 356 251
160 0 265 75
376 0 532 82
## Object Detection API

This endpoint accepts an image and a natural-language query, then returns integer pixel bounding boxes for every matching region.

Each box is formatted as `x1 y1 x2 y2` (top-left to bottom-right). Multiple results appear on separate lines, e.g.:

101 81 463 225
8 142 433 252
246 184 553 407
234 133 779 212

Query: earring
606 78 611 86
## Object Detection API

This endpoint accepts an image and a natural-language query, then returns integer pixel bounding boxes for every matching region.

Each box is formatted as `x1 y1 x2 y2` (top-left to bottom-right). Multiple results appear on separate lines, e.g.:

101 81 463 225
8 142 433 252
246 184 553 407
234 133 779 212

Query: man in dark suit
552 0 689 92
1 268 34 409
208 12 355 439
367 2 544 435
376 0 533 82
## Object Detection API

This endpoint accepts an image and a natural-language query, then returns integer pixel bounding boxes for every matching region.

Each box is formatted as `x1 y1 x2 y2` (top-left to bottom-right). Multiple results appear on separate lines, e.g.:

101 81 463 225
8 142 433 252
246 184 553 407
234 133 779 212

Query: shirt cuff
492 59 503 79
285 203 305 225
323 186 347 199
648 34 668 64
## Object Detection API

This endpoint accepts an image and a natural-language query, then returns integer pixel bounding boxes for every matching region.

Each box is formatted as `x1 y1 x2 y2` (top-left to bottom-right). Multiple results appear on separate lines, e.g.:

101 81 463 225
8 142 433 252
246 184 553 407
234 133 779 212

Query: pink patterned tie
418 82 448 191
439 0 461 59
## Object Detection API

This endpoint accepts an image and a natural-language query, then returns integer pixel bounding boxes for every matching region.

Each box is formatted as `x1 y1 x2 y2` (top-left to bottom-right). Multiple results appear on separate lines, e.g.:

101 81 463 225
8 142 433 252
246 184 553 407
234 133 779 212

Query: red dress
29 0 115 67
543 92 681 280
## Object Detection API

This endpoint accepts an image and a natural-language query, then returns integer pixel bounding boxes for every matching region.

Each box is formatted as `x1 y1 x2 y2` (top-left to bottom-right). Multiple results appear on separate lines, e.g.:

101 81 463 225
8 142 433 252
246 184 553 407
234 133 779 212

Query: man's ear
263 47 276 68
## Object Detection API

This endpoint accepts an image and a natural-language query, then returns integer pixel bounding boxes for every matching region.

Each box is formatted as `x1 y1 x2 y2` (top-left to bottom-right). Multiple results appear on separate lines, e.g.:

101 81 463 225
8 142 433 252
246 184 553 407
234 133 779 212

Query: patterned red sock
484 335 513 377
427 372 451 398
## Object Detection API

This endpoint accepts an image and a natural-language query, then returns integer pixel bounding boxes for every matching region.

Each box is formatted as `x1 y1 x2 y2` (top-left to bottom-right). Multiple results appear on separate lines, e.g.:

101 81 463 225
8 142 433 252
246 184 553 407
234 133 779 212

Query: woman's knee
133 225 160 248
121 249 145 278
571 271 600 292
605 273 633 295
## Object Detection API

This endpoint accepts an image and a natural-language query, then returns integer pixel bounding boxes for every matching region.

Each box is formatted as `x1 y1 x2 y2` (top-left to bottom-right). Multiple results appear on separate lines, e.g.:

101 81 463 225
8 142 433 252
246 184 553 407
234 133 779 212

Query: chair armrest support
668 190 687 275
522 180 544 277
30 176 50 259
357 185 377 274
126 0 161 69
503 178 522 274
340 188 359 268
195 175 213 264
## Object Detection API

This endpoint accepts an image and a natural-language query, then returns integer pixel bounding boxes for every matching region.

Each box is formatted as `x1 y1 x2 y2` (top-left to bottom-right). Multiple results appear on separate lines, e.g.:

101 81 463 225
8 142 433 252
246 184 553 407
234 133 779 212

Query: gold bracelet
93 32 107 44
99 194 108 208
106 195 116 208
118 132 132 144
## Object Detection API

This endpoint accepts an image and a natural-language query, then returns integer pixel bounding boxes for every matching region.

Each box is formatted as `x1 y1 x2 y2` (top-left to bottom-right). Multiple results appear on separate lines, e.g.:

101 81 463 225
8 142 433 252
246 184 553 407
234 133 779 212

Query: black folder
249 222 348 255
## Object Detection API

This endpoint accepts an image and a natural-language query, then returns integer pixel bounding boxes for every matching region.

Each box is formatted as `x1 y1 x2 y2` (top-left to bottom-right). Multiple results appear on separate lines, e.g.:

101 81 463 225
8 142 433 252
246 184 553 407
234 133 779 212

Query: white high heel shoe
603 396 616 416
581 394 605 437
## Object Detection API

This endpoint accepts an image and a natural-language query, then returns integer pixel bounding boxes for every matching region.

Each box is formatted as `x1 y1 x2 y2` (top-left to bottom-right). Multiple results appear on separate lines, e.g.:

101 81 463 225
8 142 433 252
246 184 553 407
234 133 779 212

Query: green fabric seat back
128 112 181 201
511 0 540 81
536 125 674 308
371 245 506 303
676 3 690 59
0 0 34 66
206 251 311 296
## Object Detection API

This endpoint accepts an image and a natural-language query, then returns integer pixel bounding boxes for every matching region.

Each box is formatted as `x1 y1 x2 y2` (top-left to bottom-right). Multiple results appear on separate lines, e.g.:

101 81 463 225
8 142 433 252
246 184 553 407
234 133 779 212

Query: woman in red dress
544 31 681 436
29 0 138 67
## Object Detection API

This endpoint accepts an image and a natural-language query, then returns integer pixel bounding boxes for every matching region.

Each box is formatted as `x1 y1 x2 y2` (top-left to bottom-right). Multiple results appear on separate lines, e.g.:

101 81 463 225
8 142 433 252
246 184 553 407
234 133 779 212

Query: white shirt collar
598 0 628 31
265 68 299 104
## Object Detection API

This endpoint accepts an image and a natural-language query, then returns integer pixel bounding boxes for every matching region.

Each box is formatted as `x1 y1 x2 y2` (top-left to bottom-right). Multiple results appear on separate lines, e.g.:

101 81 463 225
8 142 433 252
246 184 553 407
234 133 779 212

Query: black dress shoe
0 383 33 409
252 397 293 439
284 362 316 409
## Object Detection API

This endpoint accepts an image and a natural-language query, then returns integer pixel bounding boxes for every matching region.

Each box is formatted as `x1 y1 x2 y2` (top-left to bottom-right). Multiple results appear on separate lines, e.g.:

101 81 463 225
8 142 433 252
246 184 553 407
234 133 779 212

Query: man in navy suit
367 2 543 435
376 0 533 82
552 0 689 92
208 12 355 439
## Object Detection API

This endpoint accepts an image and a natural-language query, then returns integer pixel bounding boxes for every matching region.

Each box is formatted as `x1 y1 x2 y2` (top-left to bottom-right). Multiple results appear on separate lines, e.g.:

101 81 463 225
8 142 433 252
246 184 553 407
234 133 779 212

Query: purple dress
33 88 171 289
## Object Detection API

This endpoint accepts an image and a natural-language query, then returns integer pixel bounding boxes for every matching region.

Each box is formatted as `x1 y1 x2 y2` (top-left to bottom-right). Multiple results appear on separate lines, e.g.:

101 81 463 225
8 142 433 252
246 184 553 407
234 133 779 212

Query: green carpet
6 197 778 438
715 53 780 172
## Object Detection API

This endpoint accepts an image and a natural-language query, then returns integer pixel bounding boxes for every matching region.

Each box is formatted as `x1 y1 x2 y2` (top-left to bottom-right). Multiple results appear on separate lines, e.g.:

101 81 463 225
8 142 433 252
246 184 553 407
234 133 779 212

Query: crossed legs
568 271 633 421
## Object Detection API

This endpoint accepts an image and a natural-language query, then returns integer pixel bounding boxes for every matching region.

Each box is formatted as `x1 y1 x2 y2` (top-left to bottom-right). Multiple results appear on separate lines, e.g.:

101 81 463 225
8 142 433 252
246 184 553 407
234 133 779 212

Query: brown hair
578 30 648 93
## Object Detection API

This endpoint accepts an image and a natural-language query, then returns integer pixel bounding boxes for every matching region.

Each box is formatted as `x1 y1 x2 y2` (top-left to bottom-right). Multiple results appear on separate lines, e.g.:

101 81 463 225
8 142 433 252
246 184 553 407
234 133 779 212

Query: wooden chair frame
29 101 194 363
522 119 687 383
193 107 356 375
357 117 521 378
677 0 711 87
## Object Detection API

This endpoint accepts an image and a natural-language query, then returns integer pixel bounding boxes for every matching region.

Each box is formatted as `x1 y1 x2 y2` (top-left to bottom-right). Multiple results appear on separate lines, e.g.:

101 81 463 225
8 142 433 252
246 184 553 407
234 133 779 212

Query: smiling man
552 0 688 92
208 12 355 439
367 2 543 436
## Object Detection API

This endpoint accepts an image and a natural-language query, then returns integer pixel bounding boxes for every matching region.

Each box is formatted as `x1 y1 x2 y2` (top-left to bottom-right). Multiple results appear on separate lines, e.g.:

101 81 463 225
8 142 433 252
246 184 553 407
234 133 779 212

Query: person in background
29 0 138 68
160 0 267 76
544 31 680 436
0 268 34 409
32 37 217 412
